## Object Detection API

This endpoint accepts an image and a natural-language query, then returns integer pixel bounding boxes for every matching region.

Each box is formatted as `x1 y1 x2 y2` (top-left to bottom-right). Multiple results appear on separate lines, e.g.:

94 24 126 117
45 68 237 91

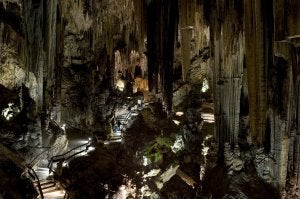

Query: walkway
32 99 145 198
33 135 93 199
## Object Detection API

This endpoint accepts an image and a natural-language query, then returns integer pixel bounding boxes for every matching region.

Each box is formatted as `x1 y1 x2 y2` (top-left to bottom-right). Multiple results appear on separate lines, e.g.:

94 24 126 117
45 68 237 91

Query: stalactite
209 0 244 148
146 0 159 91
44 0 60 122
54 3 65 123
287 46 300 197
0 2 23 36
146 0 178 112
295 134 300 190
179 0 195 81
22 0 44 111
133 0 146 52
159 0 178 112
181 27 192 81
194 3 210 56
244 0 273 146
266 2 300 195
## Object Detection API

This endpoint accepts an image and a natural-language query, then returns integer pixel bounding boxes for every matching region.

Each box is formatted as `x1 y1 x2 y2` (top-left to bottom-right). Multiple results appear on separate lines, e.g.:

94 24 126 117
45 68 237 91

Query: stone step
116 117 130 122
40 181 56 190
34 180 54 187
104 138 122 144
42 185 57 194
41 182 57 193
37 189 65 199
109 135 122 140
34 167 50 180
42 190 65 199
34 180 63 199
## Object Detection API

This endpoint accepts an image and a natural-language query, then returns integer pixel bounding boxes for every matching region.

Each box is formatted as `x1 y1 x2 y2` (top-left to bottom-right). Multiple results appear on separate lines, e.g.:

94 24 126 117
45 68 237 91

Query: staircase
29 101 143 198
35 179 65 199
27 164 65 199
27 140 92 199
105 106 140 144
48 140 91 174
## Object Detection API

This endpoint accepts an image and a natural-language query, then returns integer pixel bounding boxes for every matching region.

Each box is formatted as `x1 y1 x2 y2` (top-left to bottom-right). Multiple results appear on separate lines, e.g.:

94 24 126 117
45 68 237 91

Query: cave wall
269 1 300 195
204 0 300 196
22 0 65 124
244 0 300 196
0 0 58 148
59 0 147 127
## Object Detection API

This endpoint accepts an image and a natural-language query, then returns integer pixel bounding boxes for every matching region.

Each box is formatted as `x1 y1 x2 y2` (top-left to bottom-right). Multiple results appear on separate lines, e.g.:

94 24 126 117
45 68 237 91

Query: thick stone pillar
208 0 244 148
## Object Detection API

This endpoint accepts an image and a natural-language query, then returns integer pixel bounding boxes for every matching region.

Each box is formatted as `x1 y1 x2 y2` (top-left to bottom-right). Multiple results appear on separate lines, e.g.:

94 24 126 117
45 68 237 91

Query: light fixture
61 123 66 131
88 146 95 151
142 156 148 166
175 111 184 116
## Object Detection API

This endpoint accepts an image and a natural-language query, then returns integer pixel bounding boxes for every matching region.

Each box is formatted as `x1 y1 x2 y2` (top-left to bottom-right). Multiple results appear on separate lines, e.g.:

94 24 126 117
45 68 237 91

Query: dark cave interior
0 0 299 199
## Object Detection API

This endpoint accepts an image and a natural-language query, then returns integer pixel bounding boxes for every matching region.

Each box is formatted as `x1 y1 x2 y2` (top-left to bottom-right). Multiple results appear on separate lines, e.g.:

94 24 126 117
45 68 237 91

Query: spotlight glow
142 156 149 166
1 102 20 120
61 123 66 131
115 79 125 91
201 78 209 92
88 146 95 151
172 120 180 125
175 111 184 116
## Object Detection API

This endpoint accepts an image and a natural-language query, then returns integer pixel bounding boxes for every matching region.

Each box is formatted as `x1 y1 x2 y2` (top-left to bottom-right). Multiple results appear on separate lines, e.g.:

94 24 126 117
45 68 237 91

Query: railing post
28 167 44 199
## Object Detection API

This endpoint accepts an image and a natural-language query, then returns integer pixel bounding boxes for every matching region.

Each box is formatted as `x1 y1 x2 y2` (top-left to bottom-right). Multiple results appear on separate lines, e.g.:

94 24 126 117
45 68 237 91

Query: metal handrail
116 110 132 130
63 192 70 199
27 147 51 168
27 167 44 199
48 141 91 174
